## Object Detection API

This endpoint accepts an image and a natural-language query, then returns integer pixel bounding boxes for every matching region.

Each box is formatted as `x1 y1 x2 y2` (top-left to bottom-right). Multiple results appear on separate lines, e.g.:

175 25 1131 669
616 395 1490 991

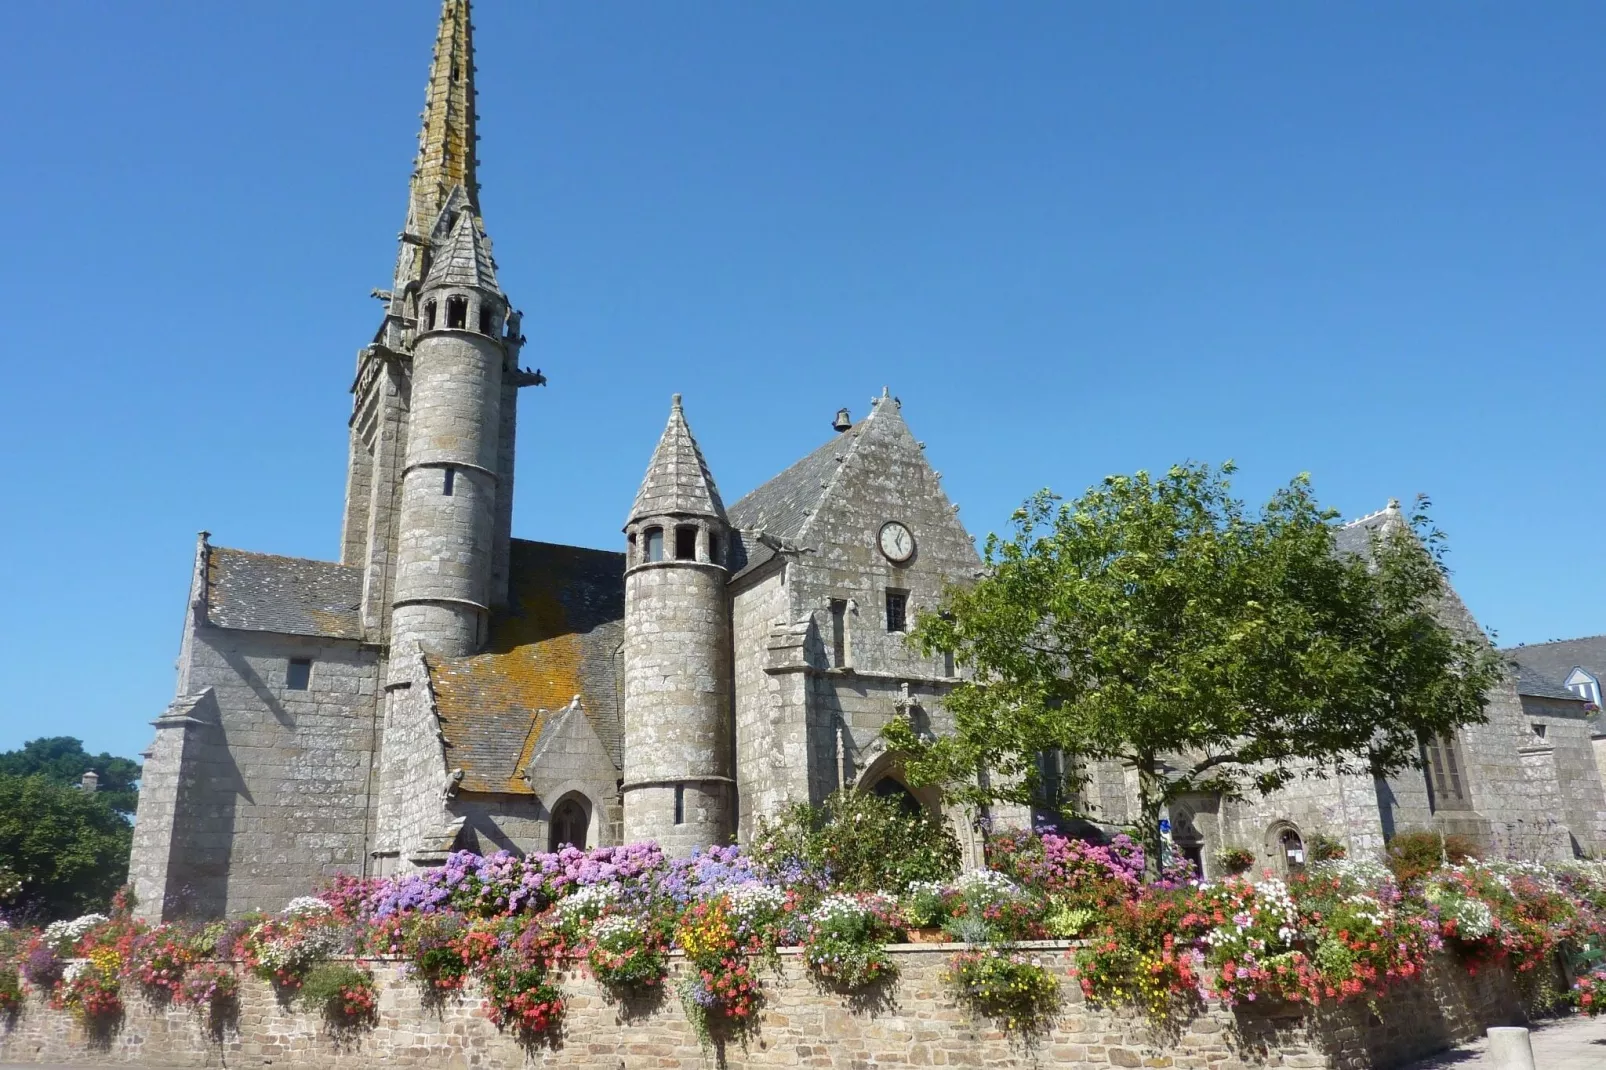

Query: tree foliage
0 737 141 817
0 773 133 920
885 463 1503 866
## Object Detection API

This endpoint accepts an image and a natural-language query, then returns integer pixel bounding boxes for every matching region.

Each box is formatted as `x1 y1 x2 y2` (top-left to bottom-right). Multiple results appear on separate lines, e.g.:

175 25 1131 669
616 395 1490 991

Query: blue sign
1158 818 1171 834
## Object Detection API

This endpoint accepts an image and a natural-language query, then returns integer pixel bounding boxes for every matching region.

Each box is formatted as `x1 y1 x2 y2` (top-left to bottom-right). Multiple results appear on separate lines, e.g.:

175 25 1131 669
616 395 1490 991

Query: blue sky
1 2 1601 761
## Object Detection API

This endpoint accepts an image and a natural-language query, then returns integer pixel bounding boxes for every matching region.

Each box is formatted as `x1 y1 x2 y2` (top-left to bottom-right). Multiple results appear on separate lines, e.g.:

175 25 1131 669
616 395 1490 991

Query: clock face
878 521 915 563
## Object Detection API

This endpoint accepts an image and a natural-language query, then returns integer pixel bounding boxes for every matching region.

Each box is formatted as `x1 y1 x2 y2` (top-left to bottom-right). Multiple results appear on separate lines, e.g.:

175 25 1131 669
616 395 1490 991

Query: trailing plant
586 914 669 993
399 912 470 997
1215 847 1255 876
1307 833 1346 863
124 925 195 1004
177 962 237 1022
1385 830 1479 884
946 948 1059 1030
0 964 21 1015
480 959 564 1043
297 962 377 1029
803 895 897 990
239 916 343 991
675 896 761 1044
55 946 123 1024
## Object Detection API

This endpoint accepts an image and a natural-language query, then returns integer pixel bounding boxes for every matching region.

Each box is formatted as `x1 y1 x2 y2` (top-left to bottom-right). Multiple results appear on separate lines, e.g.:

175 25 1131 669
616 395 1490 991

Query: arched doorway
549 796 589 852
871 775 922 817
1267 823 1305 876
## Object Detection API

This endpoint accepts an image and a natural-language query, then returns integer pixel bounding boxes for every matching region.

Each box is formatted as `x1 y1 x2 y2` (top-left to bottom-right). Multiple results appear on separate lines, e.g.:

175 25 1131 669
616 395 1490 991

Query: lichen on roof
427 540 625 795
204 546 363 639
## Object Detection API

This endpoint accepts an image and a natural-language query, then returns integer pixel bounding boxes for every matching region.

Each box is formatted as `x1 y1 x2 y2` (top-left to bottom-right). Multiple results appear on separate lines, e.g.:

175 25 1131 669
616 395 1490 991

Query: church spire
411 0 479 228
387 0 480 316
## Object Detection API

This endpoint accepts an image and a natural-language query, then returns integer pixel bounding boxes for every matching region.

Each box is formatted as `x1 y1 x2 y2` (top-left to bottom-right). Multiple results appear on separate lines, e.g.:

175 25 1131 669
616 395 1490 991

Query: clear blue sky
1 2 1601 762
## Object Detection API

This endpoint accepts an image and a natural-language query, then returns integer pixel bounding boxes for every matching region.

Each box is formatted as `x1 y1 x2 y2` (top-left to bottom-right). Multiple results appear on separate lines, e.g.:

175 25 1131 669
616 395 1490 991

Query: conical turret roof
628 395 727 524
424 200 500 293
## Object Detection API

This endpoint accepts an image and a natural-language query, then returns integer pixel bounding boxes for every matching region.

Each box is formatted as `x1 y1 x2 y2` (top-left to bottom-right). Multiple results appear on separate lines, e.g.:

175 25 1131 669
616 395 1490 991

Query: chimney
832 408 852 433
80 770 99 793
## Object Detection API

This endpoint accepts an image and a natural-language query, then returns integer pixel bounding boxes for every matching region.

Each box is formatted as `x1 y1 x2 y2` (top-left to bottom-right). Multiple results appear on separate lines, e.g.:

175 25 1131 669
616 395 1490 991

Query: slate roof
726 424 857 580
426 540 625 795
425 201 500 293
628 396 727 523
1502 635 1606 703
204 546 363 640
1332 503 1399 558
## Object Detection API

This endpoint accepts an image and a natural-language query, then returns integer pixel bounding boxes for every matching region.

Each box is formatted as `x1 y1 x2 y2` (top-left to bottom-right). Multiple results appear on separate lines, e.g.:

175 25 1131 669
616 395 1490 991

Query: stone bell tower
387 206 514 656
621 396 735 853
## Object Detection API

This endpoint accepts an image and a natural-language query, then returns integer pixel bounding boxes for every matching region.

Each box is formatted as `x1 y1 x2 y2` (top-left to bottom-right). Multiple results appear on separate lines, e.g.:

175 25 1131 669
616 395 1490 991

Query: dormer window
446 296 468 329
1565 668 1601 706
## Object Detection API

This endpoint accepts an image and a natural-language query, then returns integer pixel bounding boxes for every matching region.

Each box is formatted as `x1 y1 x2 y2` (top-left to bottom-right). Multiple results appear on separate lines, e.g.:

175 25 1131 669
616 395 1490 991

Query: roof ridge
1338 498 1402 529
1502 634 1606 651
209 545 350 568
794 399 884 544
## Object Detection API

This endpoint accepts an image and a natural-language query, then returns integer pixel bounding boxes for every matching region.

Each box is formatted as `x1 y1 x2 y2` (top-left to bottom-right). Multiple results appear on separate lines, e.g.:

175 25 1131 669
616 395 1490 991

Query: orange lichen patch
427 541 625 795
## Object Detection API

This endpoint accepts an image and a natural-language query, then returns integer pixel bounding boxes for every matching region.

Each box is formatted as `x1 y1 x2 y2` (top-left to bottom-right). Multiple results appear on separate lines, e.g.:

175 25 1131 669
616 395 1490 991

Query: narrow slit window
673 784 685 825
442 467 455 496
943 649 956 677
830 599 848 667
708 532 720 564
643 528 664 563
478 305 493 334
885 589 909 633
286 658 312 691
675 525 698 561
446 295 468 329
424 301 437 330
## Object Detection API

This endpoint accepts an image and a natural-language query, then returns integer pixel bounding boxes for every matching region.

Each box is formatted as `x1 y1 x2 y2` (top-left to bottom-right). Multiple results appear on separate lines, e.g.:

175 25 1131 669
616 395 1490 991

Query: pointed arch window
549 797 588 851
1423 733 1471 812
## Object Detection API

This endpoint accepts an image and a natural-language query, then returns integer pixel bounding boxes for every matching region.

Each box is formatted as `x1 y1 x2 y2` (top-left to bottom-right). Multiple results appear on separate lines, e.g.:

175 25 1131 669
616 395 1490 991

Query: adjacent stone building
128 0 1606 919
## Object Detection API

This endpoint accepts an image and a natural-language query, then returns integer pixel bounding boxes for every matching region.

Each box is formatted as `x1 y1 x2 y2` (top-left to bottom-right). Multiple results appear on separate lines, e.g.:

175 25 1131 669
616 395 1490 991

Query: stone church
129 1 1606 920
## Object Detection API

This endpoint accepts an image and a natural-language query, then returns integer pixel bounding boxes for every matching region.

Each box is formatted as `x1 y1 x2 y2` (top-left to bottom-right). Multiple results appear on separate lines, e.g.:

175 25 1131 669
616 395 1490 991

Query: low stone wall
0 944 1525 1070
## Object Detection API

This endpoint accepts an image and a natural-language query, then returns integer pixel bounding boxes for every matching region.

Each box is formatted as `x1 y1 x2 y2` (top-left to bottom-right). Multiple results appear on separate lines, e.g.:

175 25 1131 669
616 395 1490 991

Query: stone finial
626 395 727 525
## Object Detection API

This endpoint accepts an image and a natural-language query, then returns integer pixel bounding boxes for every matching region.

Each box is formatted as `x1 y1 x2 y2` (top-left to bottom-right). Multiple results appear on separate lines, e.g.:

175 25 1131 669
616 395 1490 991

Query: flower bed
1 819 1602 1049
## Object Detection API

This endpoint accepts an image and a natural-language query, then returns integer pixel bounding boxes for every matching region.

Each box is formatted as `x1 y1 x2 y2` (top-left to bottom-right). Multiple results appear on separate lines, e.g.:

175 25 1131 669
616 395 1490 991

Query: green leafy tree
886 463 1503 869
0 737 141 817
0 774 132 920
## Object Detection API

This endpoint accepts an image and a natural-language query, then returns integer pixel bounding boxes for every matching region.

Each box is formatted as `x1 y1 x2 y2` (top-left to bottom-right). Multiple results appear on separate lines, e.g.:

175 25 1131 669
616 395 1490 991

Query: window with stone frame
286 658 312 691
549 798 587 851
1423 733 1472 812
885 589 909 633
643 527 664 563
446 295 468 329
674 525 698 561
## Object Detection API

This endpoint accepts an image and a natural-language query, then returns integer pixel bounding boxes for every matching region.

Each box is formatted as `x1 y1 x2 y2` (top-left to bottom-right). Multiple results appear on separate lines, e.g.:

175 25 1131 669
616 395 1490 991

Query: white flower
726 882 785 921
283 896 332 918
43 913 108 954
557 882 618 921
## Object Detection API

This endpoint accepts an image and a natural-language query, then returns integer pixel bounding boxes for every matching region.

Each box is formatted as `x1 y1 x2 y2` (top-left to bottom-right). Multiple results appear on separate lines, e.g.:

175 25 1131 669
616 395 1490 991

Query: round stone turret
390 201 510 657
621 395 734 853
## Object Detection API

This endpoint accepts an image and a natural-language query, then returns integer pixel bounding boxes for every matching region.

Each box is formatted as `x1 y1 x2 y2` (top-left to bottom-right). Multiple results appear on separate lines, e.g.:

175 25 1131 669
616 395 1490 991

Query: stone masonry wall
0 946 1524 1070
141 627 380 918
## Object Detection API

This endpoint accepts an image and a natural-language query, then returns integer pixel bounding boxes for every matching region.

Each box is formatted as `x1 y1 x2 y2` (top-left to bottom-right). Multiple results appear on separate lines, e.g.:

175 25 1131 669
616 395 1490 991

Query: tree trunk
1136 754 1164 879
